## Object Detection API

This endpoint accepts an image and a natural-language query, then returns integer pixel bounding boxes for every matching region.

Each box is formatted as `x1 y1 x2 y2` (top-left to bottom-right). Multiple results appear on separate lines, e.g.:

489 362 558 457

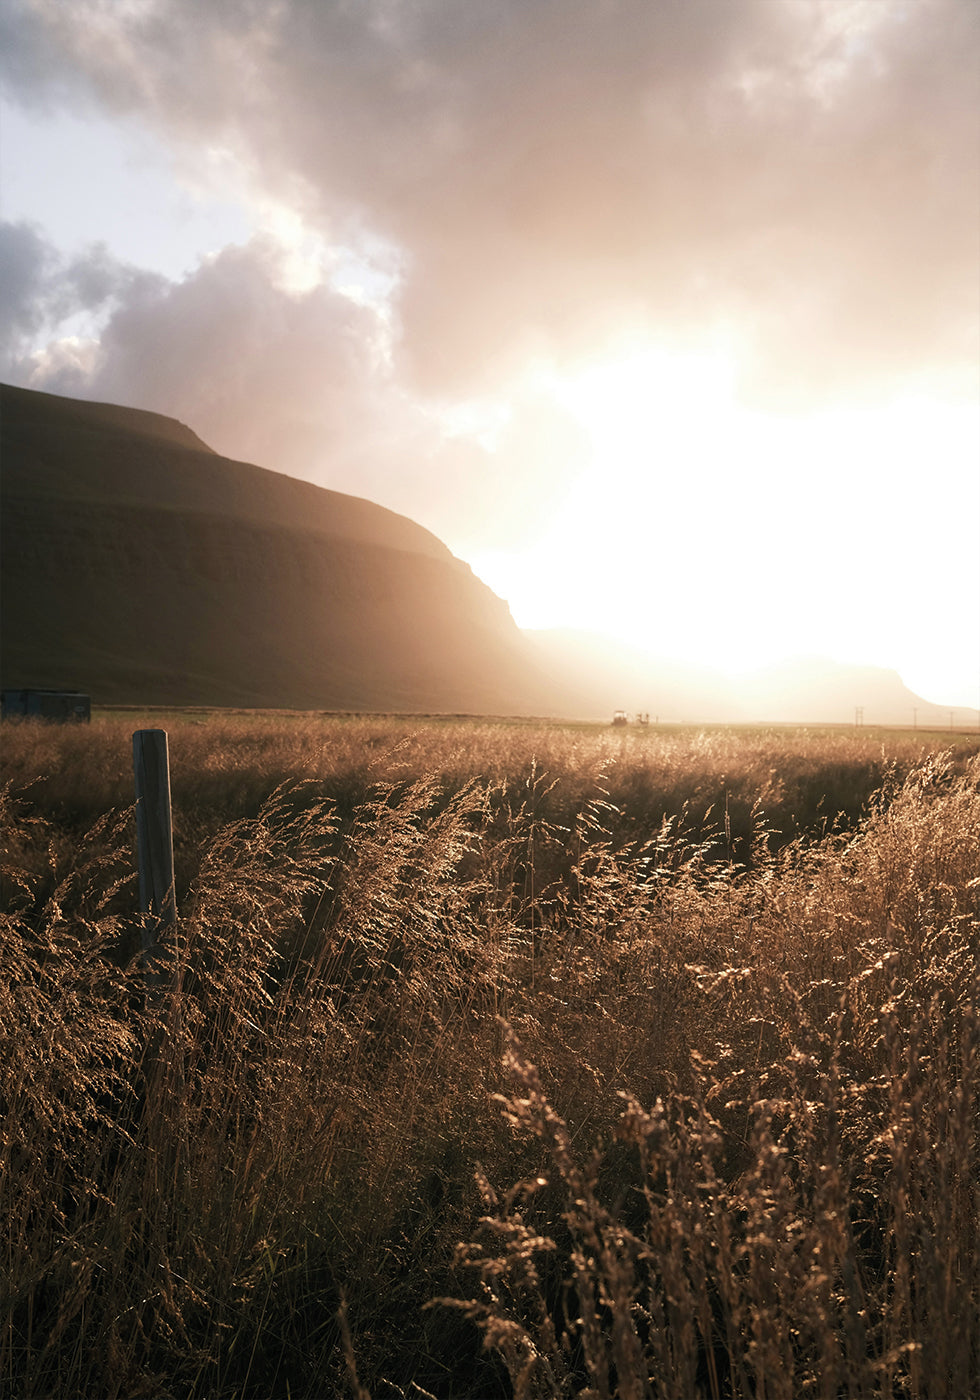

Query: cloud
4 228 427 487
6 0 977 405
0 219 150 374
84 240 387 467
0 0 80 107
0 222 51 354
4 226 588 552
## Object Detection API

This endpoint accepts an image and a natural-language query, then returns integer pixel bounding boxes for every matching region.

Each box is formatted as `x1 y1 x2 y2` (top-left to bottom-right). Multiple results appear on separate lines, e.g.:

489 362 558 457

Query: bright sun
467 339 980 707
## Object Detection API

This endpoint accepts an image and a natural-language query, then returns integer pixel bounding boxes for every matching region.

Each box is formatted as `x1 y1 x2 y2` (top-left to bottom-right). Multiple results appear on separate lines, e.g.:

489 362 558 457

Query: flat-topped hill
0 383 555 713
4 384 975 726
0 382 453 562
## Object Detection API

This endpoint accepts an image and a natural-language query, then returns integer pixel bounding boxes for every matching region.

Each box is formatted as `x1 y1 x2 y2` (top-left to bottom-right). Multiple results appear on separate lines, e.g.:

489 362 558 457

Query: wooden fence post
133 728 177 985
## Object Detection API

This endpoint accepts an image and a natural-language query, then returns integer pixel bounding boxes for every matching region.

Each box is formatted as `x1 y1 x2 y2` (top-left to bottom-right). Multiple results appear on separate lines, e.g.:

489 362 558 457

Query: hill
3 383 975 726
0 383 557 713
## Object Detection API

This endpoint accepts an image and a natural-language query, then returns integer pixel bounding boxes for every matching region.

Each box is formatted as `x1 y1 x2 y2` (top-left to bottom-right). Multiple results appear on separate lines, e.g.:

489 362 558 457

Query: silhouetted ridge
1 382 453 562
1 382 216 455
4 385 974 725
0 383 553 713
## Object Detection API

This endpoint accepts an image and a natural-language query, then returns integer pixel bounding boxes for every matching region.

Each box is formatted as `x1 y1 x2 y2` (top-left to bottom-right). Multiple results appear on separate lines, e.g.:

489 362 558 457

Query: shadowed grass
1 717 977 1397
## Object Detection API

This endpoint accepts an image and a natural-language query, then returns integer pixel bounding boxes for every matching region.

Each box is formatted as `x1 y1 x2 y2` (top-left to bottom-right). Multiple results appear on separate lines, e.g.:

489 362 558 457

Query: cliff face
0 384 552 713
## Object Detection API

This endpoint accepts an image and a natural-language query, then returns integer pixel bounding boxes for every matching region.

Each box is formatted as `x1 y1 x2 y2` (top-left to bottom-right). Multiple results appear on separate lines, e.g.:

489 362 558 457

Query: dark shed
1 689 91 722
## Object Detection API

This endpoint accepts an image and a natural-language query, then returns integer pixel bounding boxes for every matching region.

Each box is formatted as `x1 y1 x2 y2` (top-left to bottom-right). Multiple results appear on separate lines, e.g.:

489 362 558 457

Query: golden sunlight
472 342 980 705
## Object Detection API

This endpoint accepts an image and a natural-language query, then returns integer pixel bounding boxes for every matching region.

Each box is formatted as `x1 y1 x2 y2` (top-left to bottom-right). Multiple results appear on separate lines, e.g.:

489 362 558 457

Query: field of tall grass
2 713 978 1398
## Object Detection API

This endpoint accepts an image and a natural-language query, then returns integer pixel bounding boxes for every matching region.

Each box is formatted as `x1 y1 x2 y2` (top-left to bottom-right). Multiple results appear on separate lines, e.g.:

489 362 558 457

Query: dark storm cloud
0 220 148 372
0 222 51 351
0 0 73 105
9 0 980 403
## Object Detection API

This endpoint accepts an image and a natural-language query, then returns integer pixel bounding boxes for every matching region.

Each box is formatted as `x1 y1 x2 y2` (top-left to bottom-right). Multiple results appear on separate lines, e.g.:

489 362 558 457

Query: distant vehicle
612 710 628 726
1 689 91 722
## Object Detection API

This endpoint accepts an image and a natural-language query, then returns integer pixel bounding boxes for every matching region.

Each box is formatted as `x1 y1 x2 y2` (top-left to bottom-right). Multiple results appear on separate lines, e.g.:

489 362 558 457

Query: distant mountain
0 384 557 714
524 629 980 729
730 654 978 729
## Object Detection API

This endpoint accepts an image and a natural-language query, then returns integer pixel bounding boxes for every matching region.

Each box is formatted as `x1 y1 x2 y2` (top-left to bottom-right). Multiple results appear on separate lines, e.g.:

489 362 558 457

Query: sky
1 0 978 709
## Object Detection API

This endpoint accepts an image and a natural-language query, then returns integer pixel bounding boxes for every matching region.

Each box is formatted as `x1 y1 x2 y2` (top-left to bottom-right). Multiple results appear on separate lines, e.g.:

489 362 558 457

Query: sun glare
552 343 737 449
470 340 980 706
507 341 774 668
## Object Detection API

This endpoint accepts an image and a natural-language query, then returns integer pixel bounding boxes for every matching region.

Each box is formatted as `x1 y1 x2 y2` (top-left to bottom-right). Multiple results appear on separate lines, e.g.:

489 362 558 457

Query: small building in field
1 689 91 722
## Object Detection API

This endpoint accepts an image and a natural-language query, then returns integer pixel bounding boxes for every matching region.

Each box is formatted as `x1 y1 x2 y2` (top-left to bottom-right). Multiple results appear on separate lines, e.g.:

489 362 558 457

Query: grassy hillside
0 383 449 557
2 716 977 1397
6 383 975 727
0 383 556 715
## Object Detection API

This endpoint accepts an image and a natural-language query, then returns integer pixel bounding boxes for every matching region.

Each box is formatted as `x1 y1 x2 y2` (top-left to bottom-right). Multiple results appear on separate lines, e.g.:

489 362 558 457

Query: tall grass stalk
1 719 976 1397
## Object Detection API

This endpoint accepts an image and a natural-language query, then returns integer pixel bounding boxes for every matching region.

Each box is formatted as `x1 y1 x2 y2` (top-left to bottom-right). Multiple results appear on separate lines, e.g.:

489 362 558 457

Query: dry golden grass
1 715 977 1397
